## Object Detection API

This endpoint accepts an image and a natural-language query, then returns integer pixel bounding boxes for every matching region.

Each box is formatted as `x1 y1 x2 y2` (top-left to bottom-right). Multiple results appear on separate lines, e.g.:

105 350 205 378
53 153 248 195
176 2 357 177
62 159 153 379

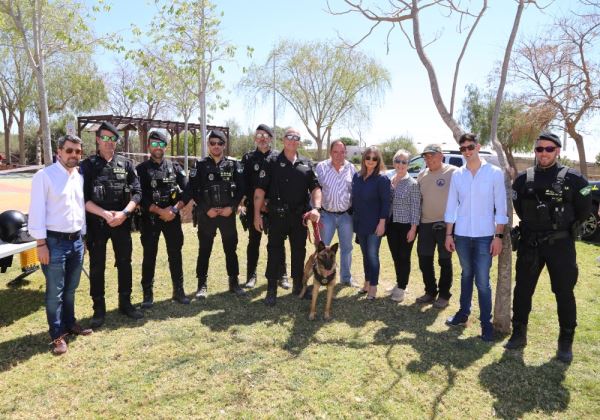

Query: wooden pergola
77 114 230 156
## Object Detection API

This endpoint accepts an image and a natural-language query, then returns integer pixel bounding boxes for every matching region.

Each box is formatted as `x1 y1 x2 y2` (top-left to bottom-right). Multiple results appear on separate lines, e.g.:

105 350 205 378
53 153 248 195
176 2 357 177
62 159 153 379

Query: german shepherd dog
299 241 339 321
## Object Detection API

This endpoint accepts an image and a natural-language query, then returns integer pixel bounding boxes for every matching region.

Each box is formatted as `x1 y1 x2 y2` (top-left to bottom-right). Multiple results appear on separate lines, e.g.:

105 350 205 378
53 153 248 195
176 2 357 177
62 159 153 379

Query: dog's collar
313 264 335 286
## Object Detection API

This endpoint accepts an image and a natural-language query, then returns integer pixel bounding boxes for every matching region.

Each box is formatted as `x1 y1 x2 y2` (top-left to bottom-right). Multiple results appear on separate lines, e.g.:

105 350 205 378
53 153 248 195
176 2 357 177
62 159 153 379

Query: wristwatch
314 207 322 213
494 233 504 239
122 209 131 217
171 206 180 214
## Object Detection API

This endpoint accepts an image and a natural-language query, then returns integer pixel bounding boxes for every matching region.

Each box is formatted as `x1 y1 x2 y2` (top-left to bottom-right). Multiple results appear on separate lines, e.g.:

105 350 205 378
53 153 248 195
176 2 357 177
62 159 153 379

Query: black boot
140 288 154 309
172 284 190 304
504 323 528 350
556 328 575 363
291 277 302 295
244 272 256 288
90 297 106 329
195 278 207 299
264 288 277 306
229 276 246 296
278 274 290 290
118 294 144 320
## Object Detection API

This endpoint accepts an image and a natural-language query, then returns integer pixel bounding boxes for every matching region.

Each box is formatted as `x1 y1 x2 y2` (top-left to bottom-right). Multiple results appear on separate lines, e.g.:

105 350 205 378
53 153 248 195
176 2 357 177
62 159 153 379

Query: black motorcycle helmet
0 210 36 244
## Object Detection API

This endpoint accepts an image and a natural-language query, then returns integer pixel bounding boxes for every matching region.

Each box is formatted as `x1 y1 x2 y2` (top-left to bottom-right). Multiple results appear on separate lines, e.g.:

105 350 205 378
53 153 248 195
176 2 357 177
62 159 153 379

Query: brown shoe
433 298 449 309
416 294 435 304
52 337 68 355
68 323 93 336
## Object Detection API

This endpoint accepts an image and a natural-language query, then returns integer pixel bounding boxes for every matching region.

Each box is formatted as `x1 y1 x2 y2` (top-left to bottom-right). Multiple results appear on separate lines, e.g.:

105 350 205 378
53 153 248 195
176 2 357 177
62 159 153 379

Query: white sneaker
386 285 399 294
390 287 405 302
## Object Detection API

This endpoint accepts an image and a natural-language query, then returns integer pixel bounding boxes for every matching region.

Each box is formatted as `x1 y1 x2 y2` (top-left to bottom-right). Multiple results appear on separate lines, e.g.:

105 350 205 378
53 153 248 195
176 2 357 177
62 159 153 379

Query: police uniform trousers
246 204 262 277
140 213 184 290
513 234 578 330
86 216 134 299
196 213 239 282
265 211 306 290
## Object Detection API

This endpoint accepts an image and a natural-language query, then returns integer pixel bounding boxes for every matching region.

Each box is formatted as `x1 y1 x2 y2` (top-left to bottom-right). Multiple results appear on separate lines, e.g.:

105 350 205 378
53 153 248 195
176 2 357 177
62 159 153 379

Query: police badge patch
190 169 197 177
259 169 266 178
280 162 286 167
208 173 214 181
254 163 259 171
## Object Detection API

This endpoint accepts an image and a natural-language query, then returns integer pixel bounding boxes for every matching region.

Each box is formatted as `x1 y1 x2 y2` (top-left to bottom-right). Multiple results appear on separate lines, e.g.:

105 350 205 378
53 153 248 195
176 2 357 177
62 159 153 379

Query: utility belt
268 202 306 219
512 223 571 249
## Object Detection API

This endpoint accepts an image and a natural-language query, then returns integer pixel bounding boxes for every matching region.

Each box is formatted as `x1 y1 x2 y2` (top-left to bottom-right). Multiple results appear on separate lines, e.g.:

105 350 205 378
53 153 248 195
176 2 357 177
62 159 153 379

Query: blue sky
86 1 598 159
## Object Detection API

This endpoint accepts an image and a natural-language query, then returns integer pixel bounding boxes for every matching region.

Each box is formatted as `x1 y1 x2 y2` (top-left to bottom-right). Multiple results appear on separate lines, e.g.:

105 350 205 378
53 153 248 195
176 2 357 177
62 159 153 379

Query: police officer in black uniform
81 121 143 328
505 132 591 363
254 127 322 306
183 130 245 298
136 131 190 308
240 124 289 289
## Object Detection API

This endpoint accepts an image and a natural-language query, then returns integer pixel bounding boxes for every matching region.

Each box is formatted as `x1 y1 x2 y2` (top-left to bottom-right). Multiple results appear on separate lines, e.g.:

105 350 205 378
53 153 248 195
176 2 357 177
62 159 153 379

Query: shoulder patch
579 185 592 196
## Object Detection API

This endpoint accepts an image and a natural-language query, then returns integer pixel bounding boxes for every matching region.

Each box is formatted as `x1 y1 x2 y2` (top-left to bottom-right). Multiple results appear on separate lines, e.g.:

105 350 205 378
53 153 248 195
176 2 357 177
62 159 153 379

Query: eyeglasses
394 158 409 165
99 135 118 143
459 144 476 153
255 133 271 139
535 146 557 153
364 155 379 162
62 148 82 155
209 140 225 146
150 140 167 148
284 134 301 141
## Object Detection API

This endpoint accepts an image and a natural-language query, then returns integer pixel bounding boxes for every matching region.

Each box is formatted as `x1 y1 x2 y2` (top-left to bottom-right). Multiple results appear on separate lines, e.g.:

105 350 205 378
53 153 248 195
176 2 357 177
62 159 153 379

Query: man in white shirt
28 135 92 355
315 140 356 286
444 133 508 342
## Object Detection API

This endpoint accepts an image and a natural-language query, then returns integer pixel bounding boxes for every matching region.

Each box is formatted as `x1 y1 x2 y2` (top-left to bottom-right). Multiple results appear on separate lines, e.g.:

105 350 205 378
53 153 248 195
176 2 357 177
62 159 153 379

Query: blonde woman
387 150 421 302
351 146 391 299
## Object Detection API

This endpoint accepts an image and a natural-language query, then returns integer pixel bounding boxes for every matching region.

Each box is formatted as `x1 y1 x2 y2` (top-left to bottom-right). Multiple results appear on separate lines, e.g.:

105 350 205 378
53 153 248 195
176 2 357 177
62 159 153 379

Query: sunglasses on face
255 133 271 139
394 158 409 165
62 147 82 155
284 134 301 141
99 135 118 143
535 146 557 153
364 155 379 162
150 140 167 148
459 144 476 153
209 140 225 146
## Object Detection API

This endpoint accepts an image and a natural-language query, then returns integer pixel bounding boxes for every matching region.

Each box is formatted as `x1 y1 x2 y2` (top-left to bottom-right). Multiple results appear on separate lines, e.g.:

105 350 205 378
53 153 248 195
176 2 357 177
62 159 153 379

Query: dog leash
302 211 322 244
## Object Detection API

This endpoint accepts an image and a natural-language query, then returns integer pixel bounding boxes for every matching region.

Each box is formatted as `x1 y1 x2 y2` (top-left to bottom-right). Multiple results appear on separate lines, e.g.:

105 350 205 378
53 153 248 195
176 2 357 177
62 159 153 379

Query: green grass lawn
1 222 599 418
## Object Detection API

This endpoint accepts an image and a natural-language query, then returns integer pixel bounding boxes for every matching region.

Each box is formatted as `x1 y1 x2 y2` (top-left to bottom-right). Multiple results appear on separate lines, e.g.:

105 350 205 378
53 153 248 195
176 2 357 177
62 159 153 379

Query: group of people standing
27 122 590 364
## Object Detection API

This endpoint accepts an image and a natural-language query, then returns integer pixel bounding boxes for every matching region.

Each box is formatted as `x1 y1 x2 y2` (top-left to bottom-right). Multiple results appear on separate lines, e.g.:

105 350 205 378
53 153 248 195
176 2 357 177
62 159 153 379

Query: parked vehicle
581 181 600 241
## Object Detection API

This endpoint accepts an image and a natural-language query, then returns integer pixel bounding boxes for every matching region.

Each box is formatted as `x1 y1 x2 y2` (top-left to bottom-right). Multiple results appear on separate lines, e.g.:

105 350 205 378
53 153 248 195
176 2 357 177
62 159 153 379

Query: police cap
208 130 227 143
256 124 273 138
148 130 168 143
538 132 561 147
96 121 121 140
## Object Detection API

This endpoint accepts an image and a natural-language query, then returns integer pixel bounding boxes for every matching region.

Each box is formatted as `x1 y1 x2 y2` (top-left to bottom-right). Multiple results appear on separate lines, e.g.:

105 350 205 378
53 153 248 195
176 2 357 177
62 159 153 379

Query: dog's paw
308 313 316 321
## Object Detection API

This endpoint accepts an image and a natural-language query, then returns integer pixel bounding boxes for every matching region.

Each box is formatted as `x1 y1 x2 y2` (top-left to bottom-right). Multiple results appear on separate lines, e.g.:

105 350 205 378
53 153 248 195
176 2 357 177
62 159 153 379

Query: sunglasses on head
99 135 118 143
255 133 271 139
62 147 82 155
284 134 301 141
364 155 379 162
459 144 476 153
209 140 225 146
394 158 409 165
150 140 167 148
535 146 557 153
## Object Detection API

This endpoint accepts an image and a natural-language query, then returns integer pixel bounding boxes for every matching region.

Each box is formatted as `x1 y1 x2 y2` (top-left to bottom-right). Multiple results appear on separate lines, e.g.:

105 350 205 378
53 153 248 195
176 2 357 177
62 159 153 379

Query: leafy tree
339 136 359 146
378 135 417 167
240 39 390 159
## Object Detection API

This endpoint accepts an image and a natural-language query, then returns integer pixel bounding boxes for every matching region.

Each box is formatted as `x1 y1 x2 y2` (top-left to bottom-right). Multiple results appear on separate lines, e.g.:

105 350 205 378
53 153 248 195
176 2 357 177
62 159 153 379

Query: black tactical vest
89 154 131 209
147 160 180 207
192 158 236 208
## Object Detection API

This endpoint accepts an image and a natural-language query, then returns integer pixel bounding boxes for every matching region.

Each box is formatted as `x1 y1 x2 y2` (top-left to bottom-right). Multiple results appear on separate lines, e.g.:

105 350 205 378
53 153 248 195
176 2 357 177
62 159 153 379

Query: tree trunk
493 180 514 334
183 116 190 173
502 145 518 180
1 108 13 165
566 126 587 177
17 111 25 165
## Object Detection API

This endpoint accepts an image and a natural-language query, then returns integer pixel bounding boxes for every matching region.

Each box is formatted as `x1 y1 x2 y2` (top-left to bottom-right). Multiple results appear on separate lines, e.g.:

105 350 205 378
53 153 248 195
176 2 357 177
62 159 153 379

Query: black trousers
417 222 453 299
265 212 306 290
513 235 578 329
86 216 133 298
196 213 239 284
246 206 287 278
139 214 184 290
387 222 416 289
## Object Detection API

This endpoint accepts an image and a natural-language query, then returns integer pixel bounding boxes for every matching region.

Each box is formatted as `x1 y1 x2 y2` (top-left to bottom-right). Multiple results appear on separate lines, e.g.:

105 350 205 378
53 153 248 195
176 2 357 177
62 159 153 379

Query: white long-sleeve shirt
444 160 508 237
28 162 86 239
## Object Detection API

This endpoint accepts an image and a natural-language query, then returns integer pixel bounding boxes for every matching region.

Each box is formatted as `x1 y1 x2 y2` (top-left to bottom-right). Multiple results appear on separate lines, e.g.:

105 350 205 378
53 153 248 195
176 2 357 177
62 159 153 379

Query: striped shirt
315 159 356 212
390 174 421 225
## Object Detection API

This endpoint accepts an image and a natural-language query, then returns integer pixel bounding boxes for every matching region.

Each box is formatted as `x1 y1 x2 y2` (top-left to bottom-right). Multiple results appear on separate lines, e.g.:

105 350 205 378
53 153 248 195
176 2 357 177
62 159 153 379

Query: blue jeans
357 233 382 286
41 236 84 339
320 211 353 283
454 235 493 327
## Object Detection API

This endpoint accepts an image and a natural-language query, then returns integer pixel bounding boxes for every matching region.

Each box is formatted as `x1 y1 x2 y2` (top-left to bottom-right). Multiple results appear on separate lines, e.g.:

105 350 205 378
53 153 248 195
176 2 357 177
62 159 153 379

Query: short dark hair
329 140 346 152
57 135 82 149
459 133 478 144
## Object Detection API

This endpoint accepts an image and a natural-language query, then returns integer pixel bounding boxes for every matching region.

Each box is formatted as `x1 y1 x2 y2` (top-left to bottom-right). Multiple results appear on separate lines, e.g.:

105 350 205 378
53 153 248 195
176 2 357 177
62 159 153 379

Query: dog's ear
330 243 339 254
317 241 326 251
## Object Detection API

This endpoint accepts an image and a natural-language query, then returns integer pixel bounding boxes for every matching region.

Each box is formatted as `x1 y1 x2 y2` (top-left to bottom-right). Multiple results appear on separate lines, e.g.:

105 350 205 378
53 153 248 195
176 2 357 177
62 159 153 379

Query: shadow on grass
0 288 44 327
479 350 570 419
